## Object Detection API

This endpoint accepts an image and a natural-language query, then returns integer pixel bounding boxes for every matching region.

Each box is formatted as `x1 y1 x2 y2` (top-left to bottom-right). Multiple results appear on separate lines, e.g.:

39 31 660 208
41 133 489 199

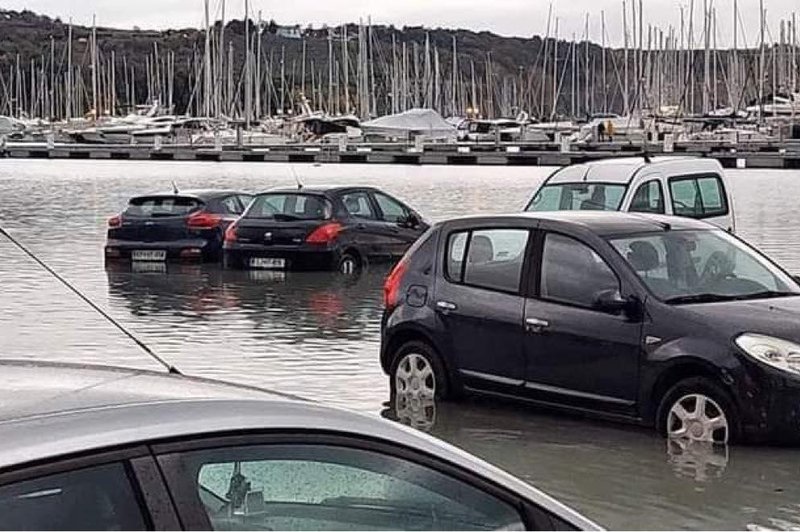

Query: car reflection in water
382 393 800 531
105 262 389 342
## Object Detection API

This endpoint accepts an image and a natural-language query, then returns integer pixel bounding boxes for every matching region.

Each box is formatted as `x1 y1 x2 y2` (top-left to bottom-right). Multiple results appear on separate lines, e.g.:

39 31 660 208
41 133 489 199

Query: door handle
357 223 367 230
436 301 457 313
525 317 550 333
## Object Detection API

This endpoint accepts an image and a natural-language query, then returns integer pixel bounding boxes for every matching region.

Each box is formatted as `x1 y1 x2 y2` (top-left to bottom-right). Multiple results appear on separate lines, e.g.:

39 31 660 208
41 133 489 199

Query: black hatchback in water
105 190 252 262
224 186 428 274
381 211 800 444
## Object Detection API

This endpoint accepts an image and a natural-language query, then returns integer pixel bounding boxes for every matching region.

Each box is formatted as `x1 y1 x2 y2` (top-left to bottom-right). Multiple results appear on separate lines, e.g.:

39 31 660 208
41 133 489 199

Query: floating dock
2 140 800 169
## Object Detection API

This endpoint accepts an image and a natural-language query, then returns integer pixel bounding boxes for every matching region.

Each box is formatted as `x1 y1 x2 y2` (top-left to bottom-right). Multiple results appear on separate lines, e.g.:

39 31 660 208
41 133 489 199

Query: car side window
540 233 620 308
446 229 529 293
220 196 244 215
341 192 377 220
669 175 728 219
373 192 409 223
629 180 665 214
158 443 526 531
0 462 149 530
238 195 253 211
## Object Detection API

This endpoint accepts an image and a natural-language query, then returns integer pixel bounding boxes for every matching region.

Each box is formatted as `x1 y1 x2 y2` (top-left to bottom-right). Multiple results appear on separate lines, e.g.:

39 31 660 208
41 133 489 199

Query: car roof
258 186 380 196
132 190 246 201
0 360 599 529
545 156 723 185
438 211 714 237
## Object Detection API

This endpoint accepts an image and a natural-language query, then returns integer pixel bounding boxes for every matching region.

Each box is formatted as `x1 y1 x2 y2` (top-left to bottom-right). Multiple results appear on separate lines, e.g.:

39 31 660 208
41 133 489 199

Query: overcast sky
3 0 799 48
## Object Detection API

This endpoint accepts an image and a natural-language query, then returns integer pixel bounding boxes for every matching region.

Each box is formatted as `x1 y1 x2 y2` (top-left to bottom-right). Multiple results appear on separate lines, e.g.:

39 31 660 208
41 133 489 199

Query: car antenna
171 180 180 194
290 165 304 190
0 226 182 375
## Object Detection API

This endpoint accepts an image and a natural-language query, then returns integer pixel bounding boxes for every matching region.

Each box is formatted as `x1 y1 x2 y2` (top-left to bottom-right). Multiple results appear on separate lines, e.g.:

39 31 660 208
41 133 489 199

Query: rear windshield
125 196 203 217
526 183 627 212
246 193 333 221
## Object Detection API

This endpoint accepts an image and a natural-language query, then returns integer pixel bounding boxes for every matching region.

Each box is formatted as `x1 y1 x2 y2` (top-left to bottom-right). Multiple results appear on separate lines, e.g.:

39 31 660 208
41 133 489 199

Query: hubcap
667 393 729 444
395 353 435 400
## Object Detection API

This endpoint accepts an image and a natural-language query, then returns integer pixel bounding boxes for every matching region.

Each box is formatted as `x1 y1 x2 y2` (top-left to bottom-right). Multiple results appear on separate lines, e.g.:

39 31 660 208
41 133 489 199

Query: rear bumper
224 243 339 271
105 238 217 261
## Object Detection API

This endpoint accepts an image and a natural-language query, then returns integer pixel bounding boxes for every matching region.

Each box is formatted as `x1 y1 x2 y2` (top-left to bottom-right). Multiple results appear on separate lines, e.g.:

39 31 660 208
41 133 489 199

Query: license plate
249 257 286 270
132 250 167 261
132 261 167 274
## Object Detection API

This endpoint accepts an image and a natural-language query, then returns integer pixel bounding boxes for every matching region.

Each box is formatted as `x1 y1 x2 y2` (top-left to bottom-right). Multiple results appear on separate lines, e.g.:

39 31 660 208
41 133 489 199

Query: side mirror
593 289 631 314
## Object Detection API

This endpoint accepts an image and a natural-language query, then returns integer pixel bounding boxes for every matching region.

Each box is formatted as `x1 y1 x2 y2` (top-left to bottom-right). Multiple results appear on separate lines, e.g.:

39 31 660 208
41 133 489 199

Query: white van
524 157 736 232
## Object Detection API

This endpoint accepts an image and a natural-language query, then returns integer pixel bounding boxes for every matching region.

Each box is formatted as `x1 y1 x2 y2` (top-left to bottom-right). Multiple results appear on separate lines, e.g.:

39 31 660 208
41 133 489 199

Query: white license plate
132 250 167 261
249 257 286 269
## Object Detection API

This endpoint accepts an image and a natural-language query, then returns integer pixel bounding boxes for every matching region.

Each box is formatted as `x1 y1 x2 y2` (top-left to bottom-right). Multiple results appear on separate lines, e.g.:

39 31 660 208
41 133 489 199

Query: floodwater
2 159 800 530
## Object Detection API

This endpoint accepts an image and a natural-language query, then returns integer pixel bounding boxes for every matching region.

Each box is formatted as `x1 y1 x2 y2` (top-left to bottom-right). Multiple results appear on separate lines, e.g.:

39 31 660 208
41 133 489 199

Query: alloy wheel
666 393 729 444
394 353 436 400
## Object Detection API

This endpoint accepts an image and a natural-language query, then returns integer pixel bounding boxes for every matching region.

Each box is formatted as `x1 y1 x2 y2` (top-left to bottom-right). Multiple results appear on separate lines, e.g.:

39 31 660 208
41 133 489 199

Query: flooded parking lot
2 159 800 529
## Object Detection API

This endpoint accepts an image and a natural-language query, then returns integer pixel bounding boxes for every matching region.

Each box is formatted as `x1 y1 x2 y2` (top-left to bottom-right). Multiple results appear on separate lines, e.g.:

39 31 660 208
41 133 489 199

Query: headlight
736 334 800 376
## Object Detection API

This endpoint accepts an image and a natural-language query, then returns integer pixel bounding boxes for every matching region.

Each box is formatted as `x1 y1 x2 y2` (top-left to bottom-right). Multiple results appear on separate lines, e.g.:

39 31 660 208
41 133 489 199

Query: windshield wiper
664 293 740 305
732 290 800 301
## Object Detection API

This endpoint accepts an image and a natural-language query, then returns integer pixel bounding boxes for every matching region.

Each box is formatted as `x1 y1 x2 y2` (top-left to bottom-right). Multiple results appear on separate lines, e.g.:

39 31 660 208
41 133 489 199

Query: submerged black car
224 186 428 274
105 190 252 262
381 211 800 444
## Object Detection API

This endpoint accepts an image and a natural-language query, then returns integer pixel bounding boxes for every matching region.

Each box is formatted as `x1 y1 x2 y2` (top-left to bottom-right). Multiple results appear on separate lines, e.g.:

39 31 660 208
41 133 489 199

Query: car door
153 433 565 531
0 449 180 530
371 191 425 258
434 226 532 392
339 190 387 261
522 227 644 415
667 173 733 231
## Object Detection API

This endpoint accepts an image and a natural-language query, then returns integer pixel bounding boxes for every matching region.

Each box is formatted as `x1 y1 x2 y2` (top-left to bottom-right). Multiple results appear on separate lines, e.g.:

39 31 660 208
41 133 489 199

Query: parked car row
105 186 429 275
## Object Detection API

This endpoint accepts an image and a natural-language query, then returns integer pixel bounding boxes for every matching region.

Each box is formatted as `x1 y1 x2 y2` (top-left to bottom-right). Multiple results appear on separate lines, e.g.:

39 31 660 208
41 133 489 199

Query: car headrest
468 235 494 264
627 241 660 272
345 197 361 212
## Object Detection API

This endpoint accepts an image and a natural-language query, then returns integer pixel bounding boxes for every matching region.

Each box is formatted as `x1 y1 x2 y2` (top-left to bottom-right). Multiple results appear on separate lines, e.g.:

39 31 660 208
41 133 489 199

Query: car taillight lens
108 215 122 229
384 258 408 309
306 222 343 244
187 211 222 230
224 222 238 243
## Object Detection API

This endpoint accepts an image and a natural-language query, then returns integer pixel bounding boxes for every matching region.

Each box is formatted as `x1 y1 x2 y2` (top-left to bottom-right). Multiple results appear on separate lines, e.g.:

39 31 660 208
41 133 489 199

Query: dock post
46 133 55 150
154 136 163 151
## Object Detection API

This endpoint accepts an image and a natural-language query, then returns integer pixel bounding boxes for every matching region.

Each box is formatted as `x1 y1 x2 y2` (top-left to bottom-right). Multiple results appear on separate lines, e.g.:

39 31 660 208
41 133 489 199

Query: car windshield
526 183 627 212
246 193 333 221
125 196 204 217
609 229 800 303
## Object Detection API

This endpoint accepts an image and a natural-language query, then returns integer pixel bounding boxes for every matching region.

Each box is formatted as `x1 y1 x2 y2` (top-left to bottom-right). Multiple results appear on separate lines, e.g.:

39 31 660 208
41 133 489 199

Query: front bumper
105 239 215 262
224 244 340 271
737 360 800 444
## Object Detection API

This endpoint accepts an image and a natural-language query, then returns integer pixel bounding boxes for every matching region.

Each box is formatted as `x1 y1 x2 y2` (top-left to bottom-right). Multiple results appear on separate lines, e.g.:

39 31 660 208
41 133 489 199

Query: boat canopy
361 108 457 140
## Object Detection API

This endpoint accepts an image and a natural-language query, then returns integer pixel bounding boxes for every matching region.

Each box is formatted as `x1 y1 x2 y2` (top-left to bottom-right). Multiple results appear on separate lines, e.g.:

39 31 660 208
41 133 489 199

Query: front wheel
656 377 740 444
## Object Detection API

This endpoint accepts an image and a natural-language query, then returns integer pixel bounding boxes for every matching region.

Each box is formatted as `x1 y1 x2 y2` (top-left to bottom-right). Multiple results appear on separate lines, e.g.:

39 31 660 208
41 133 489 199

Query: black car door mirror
593 289 629 314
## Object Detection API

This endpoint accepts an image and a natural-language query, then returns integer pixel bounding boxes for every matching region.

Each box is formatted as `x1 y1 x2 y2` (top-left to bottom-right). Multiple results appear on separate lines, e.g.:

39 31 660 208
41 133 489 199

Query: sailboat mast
203 0 212 117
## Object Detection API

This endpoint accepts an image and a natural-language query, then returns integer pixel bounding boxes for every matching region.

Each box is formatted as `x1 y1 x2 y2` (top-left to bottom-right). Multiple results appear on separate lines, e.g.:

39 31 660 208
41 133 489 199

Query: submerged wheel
657 377 739 444
390 341 450 401
338 252 361 275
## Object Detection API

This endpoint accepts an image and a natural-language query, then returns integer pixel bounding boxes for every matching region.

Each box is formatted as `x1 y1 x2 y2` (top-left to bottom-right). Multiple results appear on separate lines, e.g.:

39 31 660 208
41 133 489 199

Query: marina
3 139 800 168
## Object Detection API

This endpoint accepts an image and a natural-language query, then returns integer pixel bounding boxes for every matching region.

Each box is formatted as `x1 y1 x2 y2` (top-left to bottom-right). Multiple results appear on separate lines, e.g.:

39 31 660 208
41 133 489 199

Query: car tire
337 252 362 276
389 341 455 401
656 376 740 444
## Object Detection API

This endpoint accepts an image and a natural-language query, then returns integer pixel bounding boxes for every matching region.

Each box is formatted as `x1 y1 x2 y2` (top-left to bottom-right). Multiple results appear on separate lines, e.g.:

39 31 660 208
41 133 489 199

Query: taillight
108 215 122 229
224 222 238 243
187 211 222 230
306 222 343 244
383 257 408 309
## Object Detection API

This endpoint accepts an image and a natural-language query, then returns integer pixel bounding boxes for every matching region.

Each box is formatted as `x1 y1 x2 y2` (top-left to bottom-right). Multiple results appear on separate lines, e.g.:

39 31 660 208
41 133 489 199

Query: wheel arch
645 357 729 424
382 325 449 377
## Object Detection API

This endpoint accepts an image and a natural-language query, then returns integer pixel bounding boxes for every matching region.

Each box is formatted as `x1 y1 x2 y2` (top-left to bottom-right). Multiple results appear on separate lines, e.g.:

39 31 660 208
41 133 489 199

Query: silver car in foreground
0 360 599 531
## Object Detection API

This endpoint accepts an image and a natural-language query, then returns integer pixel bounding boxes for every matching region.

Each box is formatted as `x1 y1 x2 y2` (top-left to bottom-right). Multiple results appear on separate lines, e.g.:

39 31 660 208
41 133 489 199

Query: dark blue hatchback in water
105 190 252 262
